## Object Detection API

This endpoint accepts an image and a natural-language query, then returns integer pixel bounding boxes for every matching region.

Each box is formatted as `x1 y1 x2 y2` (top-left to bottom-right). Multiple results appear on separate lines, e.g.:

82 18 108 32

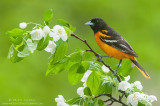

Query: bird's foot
96 53 111 62
97 53 111 58
113 60 122 76
113 70 118 76
97 58 103 62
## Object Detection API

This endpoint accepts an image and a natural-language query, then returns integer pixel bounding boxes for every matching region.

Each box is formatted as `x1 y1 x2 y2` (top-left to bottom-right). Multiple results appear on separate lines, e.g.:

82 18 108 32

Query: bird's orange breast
94 31 134 60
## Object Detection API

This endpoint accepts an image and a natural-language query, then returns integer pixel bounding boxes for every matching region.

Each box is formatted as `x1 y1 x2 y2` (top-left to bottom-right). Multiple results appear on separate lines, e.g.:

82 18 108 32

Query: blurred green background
0 0 160 106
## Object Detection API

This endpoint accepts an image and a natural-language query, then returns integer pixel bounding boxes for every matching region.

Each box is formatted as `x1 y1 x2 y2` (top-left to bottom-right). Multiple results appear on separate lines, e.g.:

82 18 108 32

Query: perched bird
85 18 150 79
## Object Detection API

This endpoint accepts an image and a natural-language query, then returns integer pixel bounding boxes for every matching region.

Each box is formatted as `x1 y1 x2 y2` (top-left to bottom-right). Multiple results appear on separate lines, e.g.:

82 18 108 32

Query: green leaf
44 9 53 25
86 71 101 95
132 87 143 93
7 28 25 45
81 61 102 72
89 61 102 72
81 61 91 71
46 57 69 75
68 63 85 85
69 50 83 63
17 46 30 57
83 98 96 106
37 34 50 51
98 99 104 106
84 87 92 96
82 52 94 61
63 26 72 35
77 65 86 73
138 100 151 106
66 97 82 105
112 78 119 95
58 19 76 32
8 44 24 63
46 42 68 75
8 45 14 59
55 38 63 46
7 28 24 37
117 59 133 76
26 39 37 53
98 81 113 94
66 50 84 71
58 19 71 28
50 42 68 65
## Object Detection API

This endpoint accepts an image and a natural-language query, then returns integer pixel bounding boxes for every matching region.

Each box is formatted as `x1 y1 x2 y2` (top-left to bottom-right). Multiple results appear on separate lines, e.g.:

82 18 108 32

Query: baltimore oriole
85 18 150 79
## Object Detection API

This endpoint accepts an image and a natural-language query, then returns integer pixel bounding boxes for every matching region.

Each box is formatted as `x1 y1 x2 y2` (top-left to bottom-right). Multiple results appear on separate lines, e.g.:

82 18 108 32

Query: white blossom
17 46 30 57
131 81 143 91
49 30 61 41
26 39 37 53
55 95 65 103
124 75 130 81
81 70 92 83
72 105 78 106
43 26 50 35
118 81 131 91
148 95 157 102
127 93 157 106
51 25 68 41
55 95 69 106
45 40 56 54
127 92 143 106
83 82 87 87
57 102 69 106
77 87 85 97
140 94 157 103
141 93 148 100
30 28 44 40
49 31 54 37
19 22 27 29
102 65 110 73
134 81 143 90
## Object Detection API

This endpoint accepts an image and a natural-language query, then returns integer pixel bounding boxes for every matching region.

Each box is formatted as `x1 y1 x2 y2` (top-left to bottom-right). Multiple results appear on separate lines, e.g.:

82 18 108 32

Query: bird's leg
113 60 122 76
97 53 111 62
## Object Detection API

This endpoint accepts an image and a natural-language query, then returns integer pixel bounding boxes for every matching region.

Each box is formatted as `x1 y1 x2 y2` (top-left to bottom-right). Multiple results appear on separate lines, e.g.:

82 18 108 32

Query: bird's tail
130 58 150 79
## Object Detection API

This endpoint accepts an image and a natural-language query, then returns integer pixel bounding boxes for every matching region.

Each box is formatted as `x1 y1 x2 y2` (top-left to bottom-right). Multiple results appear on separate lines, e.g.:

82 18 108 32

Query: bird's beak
85 21 94 26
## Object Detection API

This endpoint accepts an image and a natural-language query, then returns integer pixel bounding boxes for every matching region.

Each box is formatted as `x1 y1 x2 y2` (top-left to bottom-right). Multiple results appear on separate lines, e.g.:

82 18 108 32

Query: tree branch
71 33 121 82
70 33 129 106
95 94 128 106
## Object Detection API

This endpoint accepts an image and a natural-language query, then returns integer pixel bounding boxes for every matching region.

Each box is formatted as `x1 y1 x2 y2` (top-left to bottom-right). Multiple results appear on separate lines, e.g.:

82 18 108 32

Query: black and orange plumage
85 18 150 79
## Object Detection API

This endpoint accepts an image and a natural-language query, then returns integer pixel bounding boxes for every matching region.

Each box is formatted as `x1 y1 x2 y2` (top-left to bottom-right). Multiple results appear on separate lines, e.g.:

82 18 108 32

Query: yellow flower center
58 29 62 35
132 94 138 101
48 44 52 48
36 32 39 36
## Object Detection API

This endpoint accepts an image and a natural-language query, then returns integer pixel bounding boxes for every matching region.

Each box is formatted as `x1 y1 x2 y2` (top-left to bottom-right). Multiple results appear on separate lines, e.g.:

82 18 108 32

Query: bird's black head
85 18 108 33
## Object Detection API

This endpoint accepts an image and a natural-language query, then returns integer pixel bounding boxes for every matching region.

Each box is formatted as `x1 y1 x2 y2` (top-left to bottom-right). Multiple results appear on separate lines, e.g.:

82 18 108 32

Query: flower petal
118 81 131 91
102 65 110 73
19 22 27 29
81 70 92 82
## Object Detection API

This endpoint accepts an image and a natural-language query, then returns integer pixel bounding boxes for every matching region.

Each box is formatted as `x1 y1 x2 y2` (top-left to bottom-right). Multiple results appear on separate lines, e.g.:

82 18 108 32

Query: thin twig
103 98 112 102
94 94 110 98
95 94 128 106
119 92 125 101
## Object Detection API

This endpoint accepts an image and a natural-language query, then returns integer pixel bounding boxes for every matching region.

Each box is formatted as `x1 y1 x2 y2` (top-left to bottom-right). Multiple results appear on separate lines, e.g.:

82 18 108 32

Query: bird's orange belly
95 36 134 60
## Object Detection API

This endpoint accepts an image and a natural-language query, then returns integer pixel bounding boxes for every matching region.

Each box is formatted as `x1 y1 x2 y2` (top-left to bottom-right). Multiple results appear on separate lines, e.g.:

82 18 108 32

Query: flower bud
19 22 27 29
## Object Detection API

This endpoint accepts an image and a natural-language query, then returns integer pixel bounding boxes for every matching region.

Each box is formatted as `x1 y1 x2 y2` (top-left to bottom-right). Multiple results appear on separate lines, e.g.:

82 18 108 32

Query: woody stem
71 33 121 82
71 33 129 106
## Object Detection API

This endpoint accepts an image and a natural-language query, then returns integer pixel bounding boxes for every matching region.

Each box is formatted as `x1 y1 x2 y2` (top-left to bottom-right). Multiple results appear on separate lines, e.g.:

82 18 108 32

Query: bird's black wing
100 29 138 57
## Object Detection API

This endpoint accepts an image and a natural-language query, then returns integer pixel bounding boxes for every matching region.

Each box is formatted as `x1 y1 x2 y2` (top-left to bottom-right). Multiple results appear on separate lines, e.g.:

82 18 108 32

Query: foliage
7 9 157 106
